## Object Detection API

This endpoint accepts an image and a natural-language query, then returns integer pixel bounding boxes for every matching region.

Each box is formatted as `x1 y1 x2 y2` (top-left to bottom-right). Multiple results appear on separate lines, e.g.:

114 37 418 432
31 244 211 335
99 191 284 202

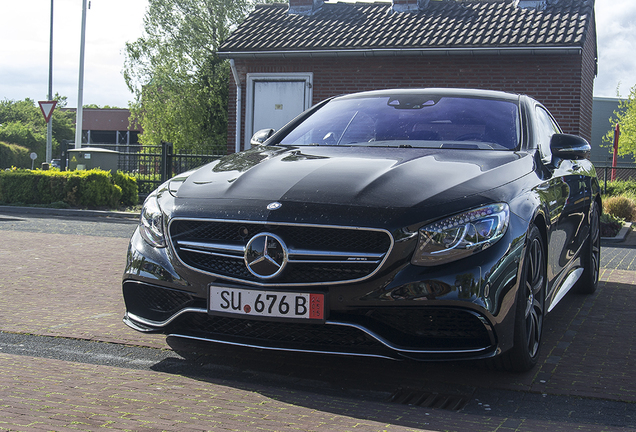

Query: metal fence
592 164 636 193
58 147 636 201
62 142 224 197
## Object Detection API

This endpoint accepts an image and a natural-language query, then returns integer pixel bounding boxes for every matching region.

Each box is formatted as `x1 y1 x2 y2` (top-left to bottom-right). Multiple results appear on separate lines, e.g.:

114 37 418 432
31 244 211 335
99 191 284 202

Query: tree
0 95 75 166
83 104 123 109
123 0 267 152
604 84 636 159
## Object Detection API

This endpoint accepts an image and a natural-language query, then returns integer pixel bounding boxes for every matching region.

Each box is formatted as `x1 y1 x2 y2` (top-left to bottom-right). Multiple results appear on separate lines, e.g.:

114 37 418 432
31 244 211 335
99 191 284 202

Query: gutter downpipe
229 59 242 154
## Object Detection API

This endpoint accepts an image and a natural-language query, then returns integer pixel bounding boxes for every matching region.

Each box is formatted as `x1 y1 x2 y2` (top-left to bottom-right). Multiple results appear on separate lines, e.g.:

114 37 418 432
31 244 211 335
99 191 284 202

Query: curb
0 205 140 220
601 222 632 243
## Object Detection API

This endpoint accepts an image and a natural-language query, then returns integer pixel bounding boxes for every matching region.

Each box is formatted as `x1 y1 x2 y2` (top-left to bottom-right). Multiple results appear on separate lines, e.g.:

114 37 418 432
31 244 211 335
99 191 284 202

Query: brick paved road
602 243 636 271
1 214 635 431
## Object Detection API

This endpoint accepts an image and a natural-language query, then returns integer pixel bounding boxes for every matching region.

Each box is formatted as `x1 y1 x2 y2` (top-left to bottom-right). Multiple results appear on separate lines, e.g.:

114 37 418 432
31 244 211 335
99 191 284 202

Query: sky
0 0 635 109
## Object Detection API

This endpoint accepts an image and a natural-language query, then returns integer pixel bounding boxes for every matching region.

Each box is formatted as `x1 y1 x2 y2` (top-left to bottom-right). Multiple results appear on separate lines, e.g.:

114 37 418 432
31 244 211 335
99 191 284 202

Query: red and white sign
38 100 57 123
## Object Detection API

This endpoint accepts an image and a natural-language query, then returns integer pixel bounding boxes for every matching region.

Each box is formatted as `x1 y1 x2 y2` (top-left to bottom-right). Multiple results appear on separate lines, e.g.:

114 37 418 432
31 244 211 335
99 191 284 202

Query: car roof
334 88 522 103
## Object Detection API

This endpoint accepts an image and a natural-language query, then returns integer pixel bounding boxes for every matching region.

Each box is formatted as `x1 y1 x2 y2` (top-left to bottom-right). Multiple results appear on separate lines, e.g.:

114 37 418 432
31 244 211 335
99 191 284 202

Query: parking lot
0 208 635 431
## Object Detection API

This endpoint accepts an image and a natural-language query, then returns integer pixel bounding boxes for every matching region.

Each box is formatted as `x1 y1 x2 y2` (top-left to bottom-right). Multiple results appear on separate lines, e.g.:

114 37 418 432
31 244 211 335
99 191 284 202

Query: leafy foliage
0 169 138 208
83 104 123 109
0 141 31 169
603 195 636 222
604 84 636 159
603 179 636 200
113 171 139 206
123 0 269 152
0 95 75 166
600 212 624 237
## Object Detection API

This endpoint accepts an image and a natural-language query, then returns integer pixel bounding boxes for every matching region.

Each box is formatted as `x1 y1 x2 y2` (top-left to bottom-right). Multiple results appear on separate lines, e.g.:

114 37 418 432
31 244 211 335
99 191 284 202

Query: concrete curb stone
0 205 140 220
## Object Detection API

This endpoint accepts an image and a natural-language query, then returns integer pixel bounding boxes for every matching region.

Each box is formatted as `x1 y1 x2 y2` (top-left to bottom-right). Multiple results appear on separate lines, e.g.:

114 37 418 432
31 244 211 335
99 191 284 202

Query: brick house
63 108 141 146
218 0 596 154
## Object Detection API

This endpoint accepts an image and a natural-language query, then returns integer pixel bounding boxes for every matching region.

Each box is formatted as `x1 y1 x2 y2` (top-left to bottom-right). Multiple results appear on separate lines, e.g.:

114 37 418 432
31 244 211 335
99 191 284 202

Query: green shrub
0 122 44 150
0 168 134 209
603 195 636 221
600 213 624 237
0 141 31 169
113 171 139 206
80 171 122 207
603 180 636 200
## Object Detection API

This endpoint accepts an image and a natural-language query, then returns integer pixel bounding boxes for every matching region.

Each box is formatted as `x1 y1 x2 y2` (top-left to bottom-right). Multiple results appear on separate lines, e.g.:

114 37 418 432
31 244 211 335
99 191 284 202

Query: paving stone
1 220 635 431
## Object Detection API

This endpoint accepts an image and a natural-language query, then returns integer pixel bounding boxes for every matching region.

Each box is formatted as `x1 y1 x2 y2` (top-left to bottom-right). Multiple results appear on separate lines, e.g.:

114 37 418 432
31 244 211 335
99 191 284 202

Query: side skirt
547 267 584 313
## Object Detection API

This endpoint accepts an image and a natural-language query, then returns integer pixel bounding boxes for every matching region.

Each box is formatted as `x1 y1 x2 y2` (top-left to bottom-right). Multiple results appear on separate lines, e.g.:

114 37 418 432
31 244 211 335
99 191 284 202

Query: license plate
209 287 325 321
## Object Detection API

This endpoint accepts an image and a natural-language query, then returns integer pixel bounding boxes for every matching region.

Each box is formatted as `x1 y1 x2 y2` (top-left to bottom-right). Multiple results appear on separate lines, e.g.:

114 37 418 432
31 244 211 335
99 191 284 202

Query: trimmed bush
0 141 31 169
113 171 138 206
603 195 636 222
0 168 138 209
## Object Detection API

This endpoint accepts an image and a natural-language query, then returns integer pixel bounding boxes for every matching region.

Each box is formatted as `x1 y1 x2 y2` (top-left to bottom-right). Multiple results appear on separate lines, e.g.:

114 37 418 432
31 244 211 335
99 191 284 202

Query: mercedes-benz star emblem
244 233 288 279
267 202 282 210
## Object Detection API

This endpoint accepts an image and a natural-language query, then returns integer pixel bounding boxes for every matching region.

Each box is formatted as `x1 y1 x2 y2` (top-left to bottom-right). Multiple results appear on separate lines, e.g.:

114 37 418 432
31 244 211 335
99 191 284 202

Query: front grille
169 219 393 286
165 307 493 355
170 313 390 357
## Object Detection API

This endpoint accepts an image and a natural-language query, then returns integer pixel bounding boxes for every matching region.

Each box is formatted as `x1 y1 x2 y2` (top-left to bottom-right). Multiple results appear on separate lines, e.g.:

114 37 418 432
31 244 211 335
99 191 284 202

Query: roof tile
219 0 594 55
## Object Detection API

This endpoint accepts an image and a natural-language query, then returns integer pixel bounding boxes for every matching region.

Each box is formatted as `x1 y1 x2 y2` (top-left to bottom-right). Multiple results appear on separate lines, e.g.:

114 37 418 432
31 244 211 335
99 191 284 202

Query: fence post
161 141 173 182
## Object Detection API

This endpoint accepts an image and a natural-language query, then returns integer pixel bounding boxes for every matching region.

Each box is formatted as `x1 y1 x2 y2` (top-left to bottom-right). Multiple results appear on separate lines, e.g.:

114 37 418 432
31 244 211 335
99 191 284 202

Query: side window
534 106 561 162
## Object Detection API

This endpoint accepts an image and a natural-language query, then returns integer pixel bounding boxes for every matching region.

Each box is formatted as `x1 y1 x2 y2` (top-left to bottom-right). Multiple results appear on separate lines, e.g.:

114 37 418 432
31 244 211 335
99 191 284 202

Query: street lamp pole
74 0 88 149
46 0 54 162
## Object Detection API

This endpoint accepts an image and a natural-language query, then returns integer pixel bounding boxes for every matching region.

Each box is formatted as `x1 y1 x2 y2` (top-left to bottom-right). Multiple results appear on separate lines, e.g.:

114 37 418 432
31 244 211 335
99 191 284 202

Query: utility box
68 147 119 172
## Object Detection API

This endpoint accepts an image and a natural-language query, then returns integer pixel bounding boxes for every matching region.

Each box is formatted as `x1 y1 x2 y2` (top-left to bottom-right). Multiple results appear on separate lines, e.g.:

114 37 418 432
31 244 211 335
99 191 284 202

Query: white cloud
594 0 636 97
0 0 148 108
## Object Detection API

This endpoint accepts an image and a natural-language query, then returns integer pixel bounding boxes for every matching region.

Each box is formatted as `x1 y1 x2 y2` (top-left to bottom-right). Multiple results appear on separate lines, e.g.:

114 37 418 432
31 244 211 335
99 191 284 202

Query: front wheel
496 225 546 372
574 201 600 294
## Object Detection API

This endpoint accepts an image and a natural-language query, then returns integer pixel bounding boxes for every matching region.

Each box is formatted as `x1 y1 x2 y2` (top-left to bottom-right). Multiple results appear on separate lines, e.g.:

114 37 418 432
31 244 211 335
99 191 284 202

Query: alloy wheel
524 236 545 359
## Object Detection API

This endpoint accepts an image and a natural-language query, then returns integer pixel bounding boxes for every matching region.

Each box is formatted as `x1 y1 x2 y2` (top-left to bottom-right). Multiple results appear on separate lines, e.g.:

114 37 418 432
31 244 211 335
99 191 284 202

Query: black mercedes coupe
123 88 601 372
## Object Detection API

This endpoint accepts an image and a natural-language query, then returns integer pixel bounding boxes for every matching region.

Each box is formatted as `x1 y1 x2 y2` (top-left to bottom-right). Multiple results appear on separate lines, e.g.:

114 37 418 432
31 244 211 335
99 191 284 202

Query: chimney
288 0 324 15
392 0 434 13
517 0 561 10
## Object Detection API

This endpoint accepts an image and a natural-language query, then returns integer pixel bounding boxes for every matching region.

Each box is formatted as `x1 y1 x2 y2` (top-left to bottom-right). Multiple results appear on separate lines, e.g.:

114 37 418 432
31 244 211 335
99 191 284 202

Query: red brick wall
578 20 597 144
226 50 594 153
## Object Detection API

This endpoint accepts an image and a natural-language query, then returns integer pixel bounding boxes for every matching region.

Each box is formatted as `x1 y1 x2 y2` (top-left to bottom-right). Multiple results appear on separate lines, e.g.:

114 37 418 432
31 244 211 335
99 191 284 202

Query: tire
573 200 600 294
496 225 546 372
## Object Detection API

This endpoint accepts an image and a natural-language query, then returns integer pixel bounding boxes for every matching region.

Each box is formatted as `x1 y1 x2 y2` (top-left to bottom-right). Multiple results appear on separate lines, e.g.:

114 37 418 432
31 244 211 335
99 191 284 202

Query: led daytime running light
429 206 499 233
412 203 509 266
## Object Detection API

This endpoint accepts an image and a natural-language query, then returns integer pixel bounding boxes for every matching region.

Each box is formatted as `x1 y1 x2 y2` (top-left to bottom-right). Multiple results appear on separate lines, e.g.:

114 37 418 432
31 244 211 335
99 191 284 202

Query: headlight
139 193 166 248
412 203 509 266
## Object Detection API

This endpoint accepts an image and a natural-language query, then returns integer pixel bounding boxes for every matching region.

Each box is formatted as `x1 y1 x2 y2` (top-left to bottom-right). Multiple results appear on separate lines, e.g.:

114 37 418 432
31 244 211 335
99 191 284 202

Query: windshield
279 94 521 150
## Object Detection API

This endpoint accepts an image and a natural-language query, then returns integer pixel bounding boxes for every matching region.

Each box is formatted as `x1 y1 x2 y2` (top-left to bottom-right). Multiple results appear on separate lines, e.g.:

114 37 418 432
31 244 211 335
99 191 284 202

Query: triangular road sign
38 100 57 123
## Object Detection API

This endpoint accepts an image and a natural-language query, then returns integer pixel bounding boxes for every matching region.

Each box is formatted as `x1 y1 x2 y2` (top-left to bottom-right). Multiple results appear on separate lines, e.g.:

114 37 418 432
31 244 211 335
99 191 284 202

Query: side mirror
550 134 591 160
250 128 275 147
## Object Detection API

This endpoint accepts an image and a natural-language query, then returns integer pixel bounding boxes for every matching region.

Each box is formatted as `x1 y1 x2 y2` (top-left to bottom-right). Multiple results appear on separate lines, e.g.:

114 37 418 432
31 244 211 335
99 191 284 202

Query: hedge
0 141 31 169
603 179 636 200
0 168 138 208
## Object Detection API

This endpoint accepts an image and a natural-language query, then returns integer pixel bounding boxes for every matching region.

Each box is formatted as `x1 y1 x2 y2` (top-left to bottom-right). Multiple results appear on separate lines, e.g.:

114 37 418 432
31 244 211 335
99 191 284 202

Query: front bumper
123 211 527 361
123 281 497 361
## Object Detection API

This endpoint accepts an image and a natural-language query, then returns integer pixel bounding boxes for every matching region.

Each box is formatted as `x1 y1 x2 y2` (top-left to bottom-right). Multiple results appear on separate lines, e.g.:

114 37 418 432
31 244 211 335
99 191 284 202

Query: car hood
171 146 533 213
